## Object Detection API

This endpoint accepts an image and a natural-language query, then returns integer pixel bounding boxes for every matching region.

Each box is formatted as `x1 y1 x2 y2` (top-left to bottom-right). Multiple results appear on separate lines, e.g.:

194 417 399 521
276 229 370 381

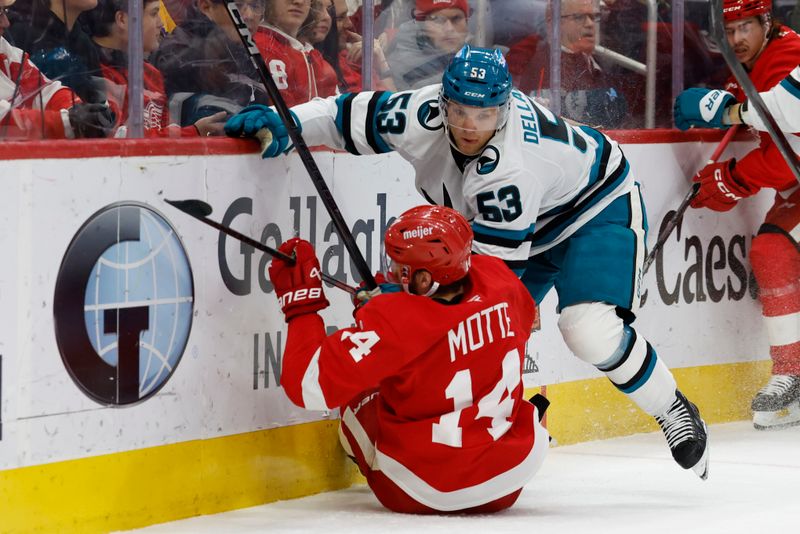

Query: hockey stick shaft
709 0 800 184
643 125 739 273
165 199 356 294
223 2 378 291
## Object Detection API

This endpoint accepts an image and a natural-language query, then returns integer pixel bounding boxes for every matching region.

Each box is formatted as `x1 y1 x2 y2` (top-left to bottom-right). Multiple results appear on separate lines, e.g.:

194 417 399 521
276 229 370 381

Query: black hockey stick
709 0 800 183
643 125 739 273
165 199 356 294
222 2 378 291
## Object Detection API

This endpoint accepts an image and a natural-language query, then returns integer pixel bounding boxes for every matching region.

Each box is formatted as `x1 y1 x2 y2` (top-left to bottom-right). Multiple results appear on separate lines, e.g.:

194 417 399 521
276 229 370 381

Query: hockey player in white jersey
226 45 710 478
674 65 800 133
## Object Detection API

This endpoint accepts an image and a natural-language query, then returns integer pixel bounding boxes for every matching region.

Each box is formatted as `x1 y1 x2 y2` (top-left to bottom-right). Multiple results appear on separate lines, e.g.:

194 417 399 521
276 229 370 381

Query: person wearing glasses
385 0 469 90
515 0 627 129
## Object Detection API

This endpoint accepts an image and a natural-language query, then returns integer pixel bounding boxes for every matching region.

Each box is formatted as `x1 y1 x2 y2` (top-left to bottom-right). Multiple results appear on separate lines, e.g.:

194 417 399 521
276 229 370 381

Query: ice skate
655 390 709 480
752 375 800 430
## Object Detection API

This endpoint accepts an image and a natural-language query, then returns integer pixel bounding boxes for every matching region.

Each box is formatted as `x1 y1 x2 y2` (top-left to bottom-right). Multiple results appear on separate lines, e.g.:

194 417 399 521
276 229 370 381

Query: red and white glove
690 159 756 212
268 238 329 322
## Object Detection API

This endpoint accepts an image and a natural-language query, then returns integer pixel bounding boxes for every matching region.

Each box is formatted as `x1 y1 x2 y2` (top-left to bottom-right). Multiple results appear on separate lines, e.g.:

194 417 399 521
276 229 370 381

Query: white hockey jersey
742 64 800 133
293 84 634 273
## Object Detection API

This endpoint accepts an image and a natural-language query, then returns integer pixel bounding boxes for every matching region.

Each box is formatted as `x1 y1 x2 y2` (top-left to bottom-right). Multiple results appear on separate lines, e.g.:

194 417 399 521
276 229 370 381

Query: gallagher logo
53 203 194 405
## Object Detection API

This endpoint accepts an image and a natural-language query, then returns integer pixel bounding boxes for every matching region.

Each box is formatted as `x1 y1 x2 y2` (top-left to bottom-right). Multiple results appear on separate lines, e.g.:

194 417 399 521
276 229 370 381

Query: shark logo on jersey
418 99 444 131
476 146 500 175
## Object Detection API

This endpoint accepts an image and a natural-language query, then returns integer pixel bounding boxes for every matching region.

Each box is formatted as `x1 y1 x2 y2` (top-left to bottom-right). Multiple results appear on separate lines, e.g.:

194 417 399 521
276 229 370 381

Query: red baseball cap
415 0 469 20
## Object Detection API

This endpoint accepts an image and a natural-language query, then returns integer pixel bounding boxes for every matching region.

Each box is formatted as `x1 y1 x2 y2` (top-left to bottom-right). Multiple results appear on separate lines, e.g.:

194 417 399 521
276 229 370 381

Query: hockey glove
68 103 116 138
673 88 736 130
352 273 402 312
224 104 300 158
268 238 330 322
691 159 756 212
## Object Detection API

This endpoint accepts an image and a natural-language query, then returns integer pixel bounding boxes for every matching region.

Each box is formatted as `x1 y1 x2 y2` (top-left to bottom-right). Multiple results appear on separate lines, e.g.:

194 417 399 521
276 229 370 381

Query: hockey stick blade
709 0 800 183
165 198 214 218
643 125 740 274
165 199 356 295
223 2 377 291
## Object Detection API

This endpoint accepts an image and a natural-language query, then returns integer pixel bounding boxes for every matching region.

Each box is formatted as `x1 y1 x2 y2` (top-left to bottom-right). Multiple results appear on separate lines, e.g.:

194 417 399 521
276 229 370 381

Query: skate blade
753 401 800 431
690 423 710 481
691 447 709 480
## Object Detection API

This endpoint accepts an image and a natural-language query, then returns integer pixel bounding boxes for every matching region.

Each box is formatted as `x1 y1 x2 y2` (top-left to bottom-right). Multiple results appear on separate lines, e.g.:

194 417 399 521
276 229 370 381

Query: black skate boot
655 390 709 480
751 375 800 430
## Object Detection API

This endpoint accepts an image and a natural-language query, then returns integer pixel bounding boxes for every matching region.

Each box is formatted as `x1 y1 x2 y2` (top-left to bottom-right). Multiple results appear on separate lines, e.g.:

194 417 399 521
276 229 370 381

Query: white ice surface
125 421 800 533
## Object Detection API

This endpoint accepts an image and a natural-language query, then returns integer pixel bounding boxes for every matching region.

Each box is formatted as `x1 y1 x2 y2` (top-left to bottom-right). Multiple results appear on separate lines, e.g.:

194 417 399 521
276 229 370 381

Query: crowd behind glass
1 0 799 141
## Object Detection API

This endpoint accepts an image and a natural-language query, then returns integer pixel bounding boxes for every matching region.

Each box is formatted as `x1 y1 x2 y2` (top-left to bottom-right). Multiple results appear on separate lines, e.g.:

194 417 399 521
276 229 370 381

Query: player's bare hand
195 111 228 137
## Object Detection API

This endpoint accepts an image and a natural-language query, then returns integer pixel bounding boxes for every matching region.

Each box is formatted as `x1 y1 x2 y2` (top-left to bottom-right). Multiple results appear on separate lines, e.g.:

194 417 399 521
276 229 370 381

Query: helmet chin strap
400 273 440 297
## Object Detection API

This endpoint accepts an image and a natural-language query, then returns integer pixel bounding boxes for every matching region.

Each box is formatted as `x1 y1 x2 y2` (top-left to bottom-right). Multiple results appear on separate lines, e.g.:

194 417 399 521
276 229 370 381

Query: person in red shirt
684 0 800 430
85 0 226 137
255 0 338 106
270 205 549 514
1 0 113 138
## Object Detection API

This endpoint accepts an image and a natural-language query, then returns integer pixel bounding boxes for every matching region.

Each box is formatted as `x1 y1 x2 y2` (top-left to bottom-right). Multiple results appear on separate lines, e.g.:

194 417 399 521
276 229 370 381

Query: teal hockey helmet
441 45 513 108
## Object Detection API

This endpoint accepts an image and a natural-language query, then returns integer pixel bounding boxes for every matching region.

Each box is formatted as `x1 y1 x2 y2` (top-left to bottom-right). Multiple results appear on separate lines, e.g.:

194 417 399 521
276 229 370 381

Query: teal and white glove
674 88 736 131
352 273 402 313
224 104 301 158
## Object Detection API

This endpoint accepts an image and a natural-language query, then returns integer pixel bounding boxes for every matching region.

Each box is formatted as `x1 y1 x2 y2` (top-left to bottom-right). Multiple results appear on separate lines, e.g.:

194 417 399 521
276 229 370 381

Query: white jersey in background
293 84 633 273
743 64 800 133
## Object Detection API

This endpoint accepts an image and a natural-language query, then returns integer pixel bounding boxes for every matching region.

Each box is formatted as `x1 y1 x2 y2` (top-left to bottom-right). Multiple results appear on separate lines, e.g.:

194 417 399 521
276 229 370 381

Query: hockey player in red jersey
271 205 549 514
674 0 800 430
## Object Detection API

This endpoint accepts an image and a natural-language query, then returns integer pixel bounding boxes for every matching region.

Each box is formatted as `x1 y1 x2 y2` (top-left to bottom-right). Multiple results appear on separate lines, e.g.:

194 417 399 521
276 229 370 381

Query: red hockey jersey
725 26 800 192
1 36 77 139
281 255 547 509
97 52 196 138
254 25 338 107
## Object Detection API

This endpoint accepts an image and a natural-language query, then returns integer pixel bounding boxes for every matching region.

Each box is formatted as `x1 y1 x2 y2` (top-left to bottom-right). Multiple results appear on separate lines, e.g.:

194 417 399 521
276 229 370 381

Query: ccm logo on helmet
278 287 323 307
402 226 434 239
464 91 485 98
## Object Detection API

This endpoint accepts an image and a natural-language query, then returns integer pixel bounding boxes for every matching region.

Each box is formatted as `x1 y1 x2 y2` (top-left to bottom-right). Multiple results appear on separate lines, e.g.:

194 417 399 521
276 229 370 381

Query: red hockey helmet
723 0 772 22
384 205 473 289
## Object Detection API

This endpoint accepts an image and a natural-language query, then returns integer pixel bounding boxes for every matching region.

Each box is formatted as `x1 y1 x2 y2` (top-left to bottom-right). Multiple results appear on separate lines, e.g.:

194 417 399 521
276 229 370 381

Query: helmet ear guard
383 205 474 295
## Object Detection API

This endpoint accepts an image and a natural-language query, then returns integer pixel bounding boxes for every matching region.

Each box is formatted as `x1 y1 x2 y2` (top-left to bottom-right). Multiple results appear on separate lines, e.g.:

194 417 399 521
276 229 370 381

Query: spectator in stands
85 0 226 137
385 0 469 90
299 0 352 91
515 0 628 128
255 0 338 106
6 0 105 103
152 0 268 126
1 0 113 138
600 0 728 128
331 0 395 91
298 0 332 45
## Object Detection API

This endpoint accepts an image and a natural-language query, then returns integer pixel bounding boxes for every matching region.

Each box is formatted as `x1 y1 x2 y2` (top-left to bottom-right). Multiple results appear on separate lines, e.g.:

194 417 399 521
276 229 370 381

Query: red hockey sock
751 232 800 375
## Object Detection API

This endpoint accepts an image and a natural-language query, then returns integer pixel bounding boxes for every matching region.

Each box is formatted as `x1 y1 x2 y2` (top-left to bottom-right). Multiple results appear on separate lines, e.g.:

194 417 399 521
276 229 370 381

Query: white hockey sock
596 326 676 416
